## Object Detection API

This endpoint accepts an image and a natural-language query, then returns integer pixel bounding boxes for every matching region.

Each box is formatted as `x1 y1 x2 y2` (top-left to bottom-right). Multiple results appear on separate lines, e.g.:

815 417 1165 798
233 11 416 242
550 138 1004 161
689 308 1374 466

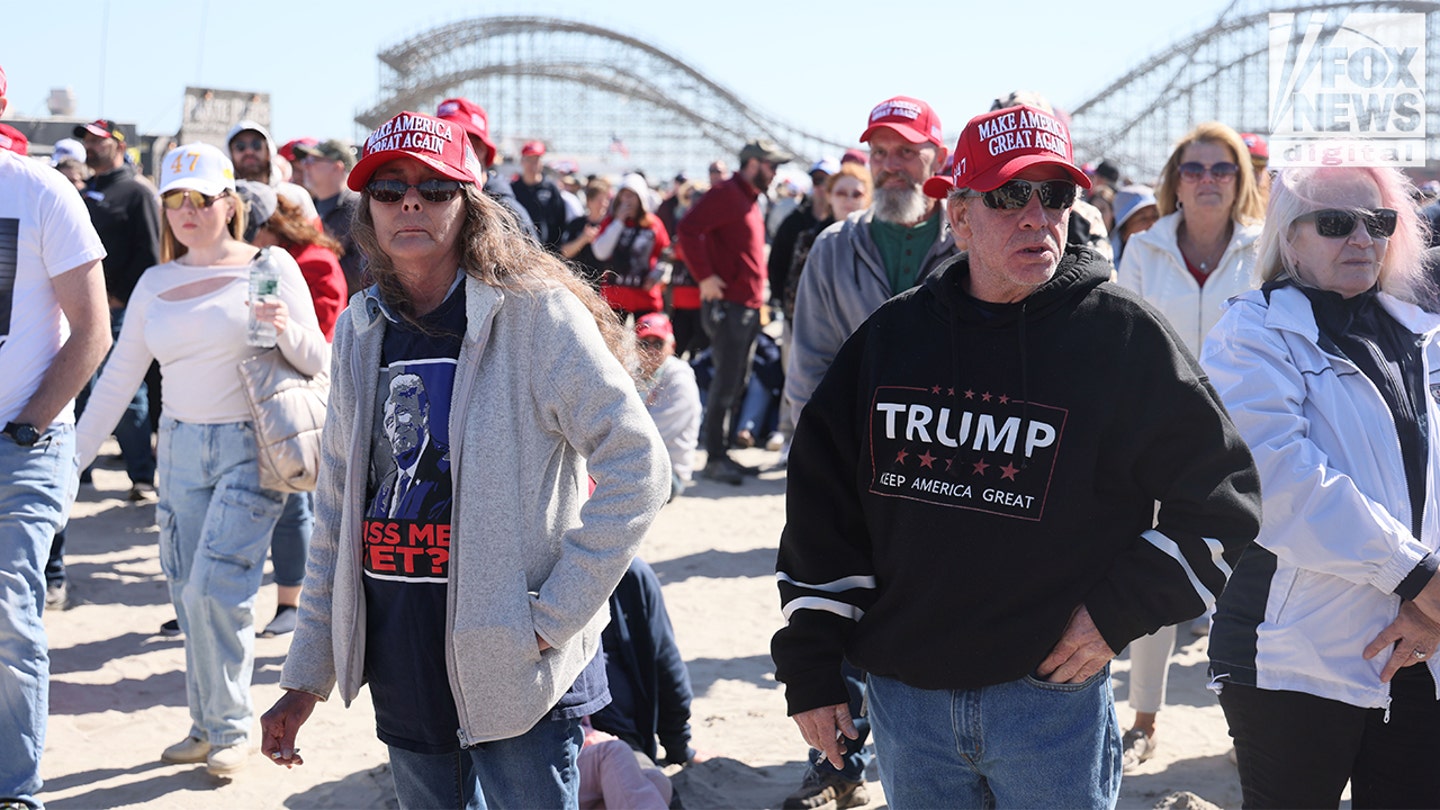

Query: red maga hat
635 312 674 341
348 111 484 191
521 140 546 157
436 97 498 167
0 123 29 155
860 96 944 149
923 104 1090 199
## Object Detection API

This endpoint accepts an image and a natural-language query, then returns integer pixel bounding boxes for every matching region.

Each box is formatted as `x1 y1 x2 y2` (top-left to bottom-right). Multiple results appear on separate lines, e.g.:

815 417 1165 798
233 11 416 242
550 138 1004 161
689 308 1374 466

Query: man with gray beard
778 95 957 810
786 96 958 421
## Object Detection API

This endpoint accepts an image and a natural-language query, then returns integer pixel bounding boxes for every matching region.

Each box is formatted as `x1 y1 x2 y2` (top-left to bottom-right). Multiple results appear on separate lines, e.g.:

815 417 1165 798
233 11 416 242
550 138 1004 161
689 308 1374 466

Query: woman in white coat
1201 165 1440 807
1114 121 1265 771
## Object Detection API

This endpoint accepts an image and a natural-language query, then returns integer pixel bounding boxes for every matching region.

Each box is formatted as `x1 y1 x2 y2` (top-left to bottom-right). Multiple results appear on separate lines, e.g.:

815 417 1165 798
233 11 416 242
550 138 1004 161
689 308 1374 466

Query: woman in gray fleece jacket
258 111 669 808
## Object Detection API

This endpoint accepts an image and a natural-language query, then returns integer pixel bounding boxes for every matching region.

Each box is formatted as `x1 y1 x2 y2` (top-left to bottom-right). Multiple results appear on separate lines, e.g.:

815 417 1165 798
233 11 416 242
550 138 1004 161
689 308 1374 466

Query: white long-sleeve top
76 250 328 469
640 356 700 484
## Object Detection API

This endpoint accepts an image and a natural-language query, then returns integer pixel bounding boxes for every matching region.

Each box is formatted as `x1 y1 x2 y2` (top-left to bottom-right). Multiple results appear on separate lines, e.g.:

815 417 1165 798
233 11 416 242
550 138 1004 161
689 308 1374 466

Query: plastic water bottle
247 247 282 347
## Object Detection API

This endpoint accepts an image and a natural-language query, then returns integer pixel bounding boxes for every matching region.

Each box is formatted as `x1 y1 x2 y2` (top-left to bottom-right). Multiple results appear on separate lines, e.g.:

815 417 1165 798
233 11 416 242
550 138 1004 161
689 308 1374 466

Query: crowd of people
4 54 1440 810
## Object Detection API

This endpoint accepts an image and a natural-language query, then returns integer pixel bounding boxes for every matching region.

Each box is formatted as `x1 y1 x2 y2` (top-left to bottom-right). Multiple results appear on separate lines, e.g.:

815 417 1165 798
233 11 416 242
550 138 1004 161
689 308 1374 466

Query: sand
39 443 1246 809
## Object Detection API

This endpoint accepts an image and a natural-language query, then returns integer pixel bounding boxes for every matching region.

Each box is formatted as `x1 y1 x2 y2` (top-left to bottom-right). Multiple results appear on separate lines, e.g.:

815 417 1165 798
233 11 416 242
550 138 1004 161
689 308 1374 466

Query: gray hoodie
785 208 957 418
281 273 670 744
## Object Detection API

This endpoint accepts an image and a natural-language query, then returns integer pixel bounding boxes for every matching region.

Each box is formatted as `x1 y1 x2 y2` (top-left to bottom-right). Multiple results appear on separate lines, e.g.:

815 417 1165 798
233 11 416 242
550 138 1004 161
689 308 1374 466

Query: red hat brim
438 113 497 167
962 154 1092 194
860 122 931 146
347 151 476 192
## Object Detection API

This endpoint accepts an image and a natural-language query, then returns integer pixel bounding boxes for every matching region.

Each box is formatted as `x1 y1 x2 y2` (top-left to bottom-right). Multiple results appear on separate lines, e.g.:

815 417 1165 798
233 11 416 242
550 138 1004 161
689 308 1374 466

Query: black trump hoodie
772 245 1261 715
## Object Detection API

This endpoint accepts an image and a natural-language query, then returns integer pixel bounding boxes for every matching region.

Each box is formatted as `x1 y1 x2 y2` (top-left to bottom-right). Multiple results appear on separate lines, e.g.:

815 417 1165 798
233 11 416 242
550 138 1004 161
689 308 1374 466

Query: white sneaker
206 743 250 776
765 431 786 451
160 735 211 764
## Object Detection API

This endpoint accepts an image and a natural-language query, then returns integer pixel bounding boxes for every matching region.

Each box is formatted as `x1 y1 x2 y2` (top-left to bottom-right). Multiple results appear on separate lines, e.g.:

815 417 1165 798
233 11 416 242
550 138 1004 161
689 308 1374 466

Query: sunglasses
637 337 667 348
830 189 867 199
161 189 223 210
230 138 266 153
365 179 464 204
1178 162 1239 182
968 179 1077 211
1295 208 1398 239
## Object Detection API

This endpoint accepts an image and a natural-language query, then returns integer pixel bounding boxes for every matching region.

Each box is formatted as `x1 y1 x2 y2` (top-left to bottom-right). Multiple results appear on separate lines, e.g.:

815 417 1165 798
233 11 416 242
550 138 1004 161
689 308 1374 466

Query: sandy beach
40 442 1246 809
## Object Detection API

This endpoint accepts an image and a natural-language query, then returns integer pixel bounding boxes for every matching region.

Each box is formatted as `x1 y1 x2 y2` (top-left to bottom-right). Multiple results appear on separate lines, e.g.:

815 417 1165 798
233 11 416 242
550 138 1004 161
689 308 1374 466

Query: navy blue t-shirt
363 282 465 753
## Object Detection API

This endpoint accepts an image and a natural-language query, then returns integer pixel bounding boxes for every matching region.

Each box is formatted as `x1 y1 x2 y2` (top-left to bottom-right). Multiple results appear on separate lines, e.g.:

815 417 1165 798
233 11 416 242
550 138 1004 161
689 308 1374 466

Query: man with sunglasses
0 65 113 810
226 120 318 224
773 104 1261 807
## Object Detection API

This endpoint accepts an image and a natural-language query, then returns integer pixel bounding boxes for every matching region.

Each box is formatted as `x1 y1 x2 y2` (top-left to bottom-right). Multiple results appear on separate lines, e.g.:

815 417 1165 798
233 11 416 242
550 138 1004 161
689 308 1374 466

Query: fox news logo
1268 12 1425 167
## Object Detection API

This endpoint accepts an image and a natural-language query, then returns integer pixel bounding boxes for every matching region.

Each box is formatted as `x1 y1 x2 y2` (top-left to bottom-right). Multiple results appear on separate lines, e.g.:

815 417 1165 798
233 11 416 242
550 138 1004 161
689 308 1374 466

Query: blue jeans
269 491 312 588
387 716 583 809
736 374 777 440
0 424 76 808
807 661 871 782
156 418 285 747
867 668 1121 809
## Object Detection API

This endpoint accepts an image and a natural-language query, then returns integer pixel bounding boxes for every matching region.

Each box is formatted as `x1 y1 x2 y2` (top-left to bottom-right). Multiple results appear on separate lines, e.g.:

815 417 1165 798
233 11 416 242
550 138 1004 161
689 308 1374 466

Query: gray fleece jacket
784 208 957 417
280 272 670 745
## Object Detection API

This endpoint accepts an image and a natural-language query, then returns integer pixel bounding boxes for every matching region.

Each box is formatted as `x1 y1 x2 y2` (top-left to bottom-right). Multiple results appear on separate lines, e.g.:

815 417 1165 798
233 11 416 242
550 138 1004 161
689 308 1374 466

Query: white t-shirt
0 151 107 425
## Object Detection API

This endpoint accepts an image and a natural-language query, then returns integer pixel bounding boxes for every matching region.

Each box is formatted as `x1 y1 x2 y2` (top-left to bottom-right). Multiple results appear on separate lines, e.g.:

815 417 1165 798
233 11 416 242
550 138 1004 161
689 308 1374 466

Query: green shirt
869 212 942 295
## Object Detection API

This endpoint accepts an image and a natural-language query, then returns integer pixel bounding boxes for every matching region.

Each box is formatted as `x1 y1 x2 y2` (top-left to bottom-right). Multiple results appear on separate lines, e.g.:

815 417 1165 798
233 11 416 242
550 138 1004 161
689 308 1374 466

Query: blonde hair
1155 122 1265 225
160 191 246 263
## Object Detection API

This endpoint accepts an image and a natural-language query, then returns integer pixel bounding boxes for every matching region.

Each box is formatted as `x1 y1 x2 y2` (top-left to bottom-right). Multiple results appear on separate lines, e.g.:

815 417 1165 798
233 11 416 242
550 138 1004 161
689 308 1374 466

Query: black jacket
590 558 694 764
772 246 1261 714
83 164 160 305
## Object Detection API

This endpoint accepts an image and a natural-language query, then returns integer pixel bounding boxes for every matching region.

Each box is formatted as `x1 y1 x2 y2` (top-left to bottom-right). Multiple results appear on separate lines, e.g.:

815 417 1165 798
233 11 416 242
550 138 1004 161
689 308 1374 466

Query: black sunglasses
1177 162 1239 182
365 179 464 204
1296 208 1398 239
968 179 1077 211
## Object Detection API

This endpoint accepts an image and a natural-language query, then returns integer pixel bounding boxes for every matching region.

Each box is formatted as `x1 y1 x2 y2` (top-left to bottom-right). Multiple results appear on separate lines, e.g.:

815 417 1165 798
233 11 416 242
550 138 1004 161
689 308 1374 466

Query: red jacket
676 174 766 309
287 242 347 341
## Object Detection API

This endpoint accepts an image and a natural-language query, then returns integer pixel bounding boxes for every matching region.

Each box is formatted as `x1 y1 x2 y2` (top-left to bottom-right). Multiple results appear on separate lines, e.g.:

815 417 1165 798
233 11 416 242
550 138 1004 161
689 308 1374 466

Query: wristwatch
3 422 41 447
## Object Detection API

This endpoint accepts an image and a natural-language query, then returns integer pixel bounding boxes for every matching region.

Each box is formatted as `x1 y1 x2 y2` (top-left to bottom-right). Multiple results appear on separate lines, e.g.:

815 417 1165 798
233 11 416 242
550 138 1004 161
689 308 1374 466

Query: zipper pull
1383 695 1393 724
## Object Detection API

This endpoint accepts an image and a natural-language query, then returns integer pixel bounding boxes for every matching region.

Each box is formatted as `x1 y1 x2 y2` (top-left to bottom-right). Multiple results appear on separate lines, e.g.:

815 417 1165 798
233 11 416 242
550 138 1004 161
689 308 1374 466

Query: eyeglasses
1295 208 1398 239
1177 162 1239 183
365 179 464 204
230 138 266 153
161 189 223 210
967 180 1077 211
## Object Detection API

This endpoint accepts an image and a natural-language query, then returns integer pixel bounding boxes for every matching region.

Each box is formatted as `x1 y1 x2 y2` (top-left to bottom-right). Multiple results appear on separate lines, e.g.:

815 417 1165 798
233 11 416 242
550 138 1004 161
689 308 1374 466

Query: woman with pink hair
1201 164 1440 807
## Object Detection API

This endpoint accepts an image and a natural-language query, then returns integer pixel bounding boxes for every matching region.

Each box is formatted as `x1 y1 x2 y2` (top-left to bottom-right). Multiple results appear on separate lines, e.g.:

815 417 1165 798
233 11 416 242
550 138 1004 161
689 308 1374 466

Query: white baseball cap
159 142 236 196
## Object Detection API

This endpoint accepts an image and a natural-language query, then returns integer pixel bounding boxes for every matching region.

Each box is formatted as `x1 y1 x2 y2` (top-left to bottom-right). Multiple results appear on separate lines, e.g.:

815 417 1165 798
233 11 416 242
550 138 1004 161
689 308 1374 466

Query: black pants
699 300 760 457
669 307 706 359
1219 666 1440 808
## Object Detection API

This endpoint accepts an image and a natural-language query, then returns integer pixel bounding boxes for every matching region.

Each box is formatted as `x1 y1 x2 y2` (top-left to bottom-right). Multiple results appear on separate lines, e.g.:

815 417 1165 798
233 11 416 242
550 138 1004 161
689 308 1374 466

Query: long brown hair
263 195 343 256
352 183 627 358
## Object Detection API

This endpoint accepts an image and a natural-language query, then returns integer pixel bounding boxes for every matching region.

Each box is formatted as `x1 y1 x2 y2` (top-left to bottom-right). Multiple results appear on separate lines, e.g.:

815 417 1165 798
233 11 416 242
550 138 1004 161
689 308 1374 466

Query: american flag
609 134 630 157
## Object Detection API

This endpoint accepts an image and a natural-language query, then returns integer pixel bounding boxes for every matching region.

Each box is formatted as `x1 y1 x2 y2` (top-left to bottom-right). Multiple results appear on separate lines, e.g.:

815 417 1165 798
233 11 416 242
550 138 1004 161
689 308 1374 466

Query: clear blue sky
4 0 1237 157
